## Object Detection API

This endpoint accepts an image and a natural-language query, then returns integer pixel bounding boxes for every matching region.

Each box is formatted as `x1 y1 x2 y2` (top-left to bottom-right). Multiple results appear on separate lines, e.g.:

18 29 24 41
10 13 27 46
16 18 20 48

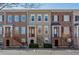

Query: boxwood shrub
29 44 38 48
44 43 52 48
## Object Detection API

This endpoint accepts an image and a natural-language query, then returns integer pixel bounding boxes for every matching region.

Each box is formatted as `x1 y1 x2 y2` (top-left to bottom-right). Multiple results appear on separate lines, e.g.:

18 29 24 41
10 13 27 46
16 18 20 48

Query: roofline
1 8 79 12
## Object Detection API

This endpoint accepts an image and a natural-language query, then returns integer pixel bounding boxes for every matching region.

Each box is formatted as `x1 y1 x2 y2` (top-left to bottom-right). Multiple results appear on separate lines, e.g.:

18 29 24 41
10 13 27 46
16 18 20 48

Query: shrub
29 44 38 48
44 44 52 48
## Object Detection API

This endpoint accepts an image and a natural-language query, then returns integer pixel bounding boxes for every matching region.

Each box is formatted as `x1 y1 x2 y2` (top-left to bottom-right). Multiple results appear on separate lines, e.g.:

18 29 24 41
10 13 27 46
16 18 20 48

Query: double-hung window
54 15 58 22
38 14 42 21
21 27 26 34
44 14 48 21
44 26 48 34
64 15 69 21
21 15 26 22
31 14 35 21
15 27 20 34
15 15 20 22
7 15 13 23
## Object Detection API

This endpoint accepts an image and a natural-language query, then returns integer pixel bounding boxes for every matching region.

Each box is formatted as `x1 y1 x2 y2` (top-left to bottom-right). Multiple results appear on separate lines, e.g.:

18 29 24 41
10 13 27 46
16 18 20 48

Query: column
59 26 61 37
3 26 5 37
77 26 78 38
10 26 12 37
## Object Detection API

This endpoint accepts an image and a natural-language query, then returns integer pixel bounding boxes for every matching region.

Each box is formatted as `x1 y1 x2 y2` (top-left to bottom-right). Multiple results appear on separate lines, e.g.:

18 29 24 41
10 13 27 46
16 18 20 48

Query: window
21 27 26 34
44 15 48 21
75 16 79 21
44 26 48 34
54 27 58 37
52 27 59 37
38 14 42 21
21 15 26 22
7 15 13 23
15 15 20 22
29 27 35 37
64 15 69 21
21 38 26 42
38 26 42 33
0 27 2 34
54 15 58 22
63 27 70 35
0 15 2 22
15 27 20 34
31 14 35 21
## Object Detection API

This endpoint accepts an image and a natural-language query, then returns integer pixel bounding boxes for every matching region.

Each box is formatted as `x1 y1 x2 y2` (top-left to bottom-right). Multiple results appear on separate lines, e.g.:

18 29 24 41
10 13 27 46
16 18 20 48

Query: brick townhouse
0 9 79 48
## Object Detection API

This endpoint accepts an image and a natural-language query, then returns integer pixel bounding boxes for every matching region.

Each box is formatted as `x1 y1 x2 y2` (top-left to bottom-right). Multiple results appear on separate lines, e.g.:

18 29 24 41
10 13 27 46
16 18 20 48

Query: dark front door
6 40 10 46
55 40 58 46
30 40 34 44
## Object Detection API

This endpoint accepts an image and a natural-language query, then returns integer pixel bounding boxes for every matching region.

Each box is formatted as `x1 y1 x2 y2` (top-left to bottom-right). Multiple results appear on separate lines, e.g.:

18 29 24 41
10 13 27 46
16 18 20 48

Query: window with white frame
38 26 42 33
7 15 13 23
44 26 48 34
15 27 20 34
31 14 35 21
0 27 2 34
64 15 69 21
63 27 70 35
54 15 58 22
15 15 20 22
44 14 48 21
21 15 26 22
38 14 42 21
0 15 2 22
21 27 26 34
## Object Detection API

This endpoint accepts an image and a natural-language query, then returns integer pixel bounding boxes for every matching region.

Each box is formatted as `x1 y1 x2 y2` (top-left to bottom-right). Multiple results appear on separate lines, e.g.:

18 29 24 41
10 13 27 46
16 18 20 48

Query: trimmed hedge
44 44 52 48
29 44 38 48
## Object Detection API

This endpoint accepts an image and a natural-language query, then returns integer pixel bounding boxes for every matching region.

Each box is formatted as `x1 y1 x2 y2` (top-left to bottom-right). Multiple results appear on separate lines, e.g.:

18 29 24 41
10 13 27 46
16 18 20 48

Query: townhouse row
0 9 79 48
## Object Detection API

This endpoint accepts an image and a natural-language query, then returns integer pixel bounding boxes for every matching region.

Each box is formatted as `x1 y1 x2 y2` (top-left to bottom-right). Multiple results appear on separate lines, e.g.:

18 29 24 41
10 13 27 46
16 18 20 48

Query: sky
2 3 79 9
39 3 79 9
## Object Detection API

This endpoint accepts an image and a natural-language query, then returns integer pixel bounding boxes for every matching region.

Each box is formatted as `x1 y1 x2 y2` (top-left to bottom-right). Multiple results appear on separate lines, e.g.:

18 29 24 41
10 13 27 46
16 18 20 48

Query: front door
6 40 10 46
55 40 58 47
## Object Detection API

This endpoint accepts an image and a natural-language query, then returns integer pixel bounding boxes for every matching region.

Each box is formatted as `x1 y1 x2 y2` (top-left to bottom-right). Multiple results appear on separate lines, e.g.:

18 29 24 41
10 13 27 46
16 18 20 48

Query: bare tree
0 3 41 10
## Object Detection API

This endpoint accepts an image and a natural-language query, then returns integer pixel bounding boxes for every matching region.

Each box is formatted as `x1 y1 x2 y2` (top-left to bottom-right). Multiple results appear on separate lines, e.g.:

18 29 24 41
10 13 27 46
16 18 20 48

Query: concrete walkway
0 49 79 55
